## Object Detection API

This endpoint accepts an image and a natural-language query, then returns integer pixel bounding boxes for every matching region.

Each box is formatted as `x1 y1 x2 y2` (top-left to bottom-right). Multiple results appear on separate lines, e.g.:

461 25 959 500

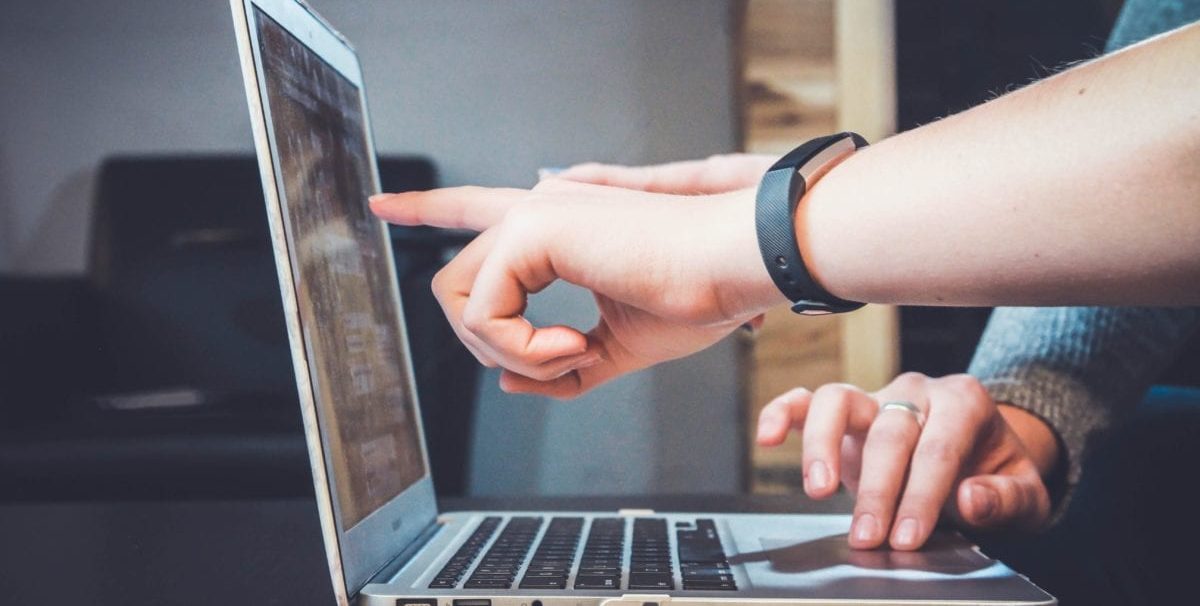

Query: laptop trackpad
755 533 991 574
723 516 1012 595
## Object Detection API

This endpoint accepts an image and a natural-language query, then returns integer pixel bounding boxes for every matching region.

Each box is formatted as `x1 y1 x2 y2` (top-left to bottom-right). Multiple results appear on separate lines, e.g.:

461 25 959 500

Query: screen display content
255 10 425 530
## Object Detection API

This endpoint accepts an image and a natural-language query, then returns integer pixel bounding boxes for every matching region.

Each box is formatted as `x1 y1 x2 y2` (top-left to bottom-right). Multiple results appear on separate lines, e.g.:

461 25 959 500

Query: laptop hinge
364 519 443 587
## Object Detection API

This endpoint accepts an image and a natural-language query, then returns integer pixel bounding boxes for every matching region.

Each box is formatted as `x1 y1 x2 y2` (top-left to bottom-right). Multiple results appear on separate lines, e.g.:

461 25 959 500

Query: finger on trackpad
757 534 991 574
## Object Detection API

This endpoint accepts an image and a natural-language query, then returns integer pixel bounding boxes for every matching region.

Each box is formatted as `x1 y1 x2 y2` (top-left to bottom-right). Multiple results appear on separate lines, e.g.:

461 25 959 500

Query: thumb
955 471 1051 531
496 321 638 400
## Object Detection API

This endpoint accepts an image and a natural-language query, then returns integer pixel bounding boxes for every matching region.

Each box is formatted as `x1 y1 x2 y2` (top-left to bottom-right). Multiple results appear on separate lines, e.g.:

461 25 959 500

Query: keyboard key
677 541 724 563
520 577 568 589
683 570 734 580
629 572 674 590
677 520 728 564
470 573 514 580
523 571 568 578
531 562 572 569
464 579 512 589
683 579 737 590
631 563 671 574
574 575 621 589
681 561 729 568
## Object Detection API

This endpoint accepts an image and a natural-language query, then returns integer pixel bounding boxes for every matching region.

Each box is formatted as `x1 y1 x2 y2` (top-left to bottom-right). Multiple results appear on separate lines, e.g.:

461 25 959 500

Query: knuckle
456 185 487 199
430 268 450 296
501 200 545 230
945 374 991 404
891 372 928 391
460 306 488 334
898 494 943 519
854 488 896 510
814 383 857 407
782 386 812 402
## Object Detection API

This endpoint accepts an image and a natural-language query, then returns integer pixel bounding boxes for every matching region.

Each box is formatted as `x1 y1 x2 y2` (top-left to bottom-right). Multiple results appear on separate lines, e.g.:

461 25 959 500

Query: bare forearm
799 21 1200 306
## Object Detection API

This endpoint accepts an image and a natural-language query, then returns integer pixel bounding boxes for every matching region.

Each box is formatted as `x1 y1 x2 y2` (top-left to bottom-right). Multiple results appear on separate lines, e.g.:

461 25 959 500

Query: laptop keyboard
429 516 502 588
573 517 625 589
429 516 737 591
628 518 674 590
463 516 543 589
519 517 584 589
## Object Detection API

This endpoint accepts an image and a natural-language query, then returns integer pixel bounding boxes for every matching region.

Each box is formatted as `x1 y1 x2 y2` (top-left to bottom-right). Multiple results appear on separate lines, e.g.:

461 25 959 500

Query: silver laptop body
231 1 1055 604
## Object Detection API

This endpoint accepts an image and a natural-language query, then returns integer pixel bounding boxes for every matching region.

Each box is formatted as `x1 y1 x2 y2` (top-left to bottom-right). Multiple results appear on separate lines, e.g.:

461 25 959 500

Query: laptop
230 1 1056 604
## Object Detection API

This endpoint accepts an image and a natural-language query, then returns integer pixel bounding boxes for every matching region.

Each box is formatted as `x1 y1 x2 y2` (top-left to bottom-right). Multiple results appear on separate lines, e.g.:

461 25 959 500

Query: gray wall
0 0 745 495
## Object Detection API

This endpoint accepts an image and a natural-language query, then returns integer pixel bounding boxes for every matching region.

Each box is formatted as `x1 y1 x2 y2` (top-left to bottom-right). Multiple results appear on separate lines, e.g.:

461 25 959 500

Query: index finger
888 386 989 550
461 223 590 369
369 186 530 232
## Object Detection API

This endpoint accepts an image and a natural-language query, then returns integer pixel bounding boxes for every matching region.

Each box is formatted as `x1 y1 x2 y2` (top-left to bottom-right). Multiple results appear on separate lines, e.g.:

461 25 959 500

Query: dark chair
0 155 478 499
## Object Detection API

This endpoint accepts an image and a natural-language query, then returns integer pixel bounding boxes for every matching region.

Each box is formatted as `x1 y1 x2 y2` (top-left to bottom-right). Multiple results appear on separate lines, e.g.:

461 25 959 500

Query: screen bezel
231 0 438 599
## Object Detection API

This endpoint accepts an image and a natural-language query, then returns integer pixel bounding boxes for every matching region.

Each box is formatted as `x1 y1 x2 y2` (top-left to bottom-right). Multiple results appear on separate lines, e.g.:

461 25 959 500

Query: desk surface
0 493 850 606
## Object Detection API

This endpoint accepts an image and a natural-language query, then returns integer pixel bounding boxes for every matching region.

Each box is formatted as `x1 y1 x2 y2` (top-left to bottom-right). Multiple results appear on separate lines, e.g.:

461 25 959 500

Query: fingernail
970 484 998 520
537 167 567 180
894 517 919 547
552 353 601 378
852 513 878 543
574 353 603 369
807 460 830 492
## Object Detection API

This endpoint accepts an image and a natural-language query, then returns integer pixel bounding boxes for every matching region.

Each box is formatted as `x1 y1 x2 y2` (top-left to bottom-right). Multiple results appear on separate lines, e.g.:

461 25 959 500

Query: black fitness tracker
755 132 868 315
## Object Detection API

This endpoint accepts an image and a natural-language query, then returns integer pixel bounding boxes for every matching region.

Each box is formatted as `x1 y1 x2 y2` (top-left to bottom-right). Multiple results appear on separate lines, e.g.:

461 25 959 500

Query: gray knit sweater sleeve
968 307 1200 503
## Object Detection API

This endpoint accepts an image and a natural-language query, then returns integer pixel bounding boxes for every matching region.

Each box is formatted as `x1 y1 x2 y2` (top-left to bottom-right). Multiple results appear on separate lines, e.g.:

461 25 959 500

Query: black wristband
754 132 868 315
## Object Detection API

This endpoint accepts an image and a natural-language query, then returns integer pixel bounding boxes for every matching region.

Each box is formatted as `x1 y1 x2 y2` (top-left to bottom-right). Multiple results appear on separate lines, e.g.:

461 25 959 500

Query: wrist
790 148 863 305
707 189 790 320
997 403 1061 479
747 132 872 316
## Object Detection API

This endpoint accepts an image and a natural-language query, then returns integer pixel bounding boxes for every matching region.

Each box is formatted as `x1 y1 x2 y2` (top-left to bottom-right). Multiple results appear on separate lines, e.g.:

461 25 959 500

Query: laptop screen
255 8 426 530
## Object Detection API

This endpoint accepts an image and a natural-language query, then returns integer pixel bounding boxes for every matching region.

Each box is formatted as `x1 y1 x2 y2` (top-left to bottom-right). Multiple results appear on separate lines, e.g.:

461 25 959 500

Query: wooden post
835 0 899 391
